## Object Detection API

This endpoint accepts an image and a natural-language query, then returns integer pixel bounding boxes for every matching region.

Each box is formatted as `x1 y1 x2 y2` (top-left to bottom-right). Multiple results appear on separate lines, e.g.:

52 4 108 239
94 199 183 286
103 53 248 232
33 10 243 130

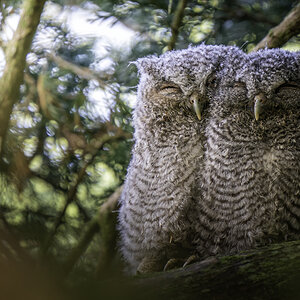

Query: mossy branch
132 240 300 300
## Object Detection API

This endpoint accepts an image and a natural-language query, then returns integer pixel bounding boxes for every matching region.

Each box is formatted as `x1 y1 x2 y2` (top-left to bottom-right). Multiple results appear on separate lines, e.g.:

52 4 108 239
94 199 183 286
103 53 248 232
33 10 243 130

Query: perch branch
167 0 188 51
132 240 300 300
252 3 300 51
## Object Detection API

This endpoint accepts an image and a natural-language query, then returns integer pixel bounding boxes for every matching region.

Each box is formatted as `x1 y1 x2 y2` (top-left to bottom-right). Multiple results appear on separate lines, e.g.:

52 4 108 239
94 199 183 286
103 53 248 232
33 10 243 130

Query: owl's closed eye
156 82 183 96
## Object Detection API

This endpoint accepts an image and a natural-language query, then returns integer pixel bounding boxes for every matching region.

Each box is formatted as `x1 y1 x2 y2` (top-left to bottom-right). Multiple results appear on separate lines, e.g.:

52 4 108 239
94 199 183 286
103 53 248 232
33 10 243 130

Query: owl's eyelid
274 81 300 93
158 82 182 92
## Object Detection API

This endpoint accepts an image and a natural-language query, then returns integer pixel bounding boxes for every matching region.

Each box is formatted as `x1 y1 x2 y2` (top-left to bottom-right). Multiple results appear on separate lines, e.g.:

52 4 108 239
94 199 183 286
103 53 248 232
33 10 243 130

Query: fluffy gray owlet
118 45 246 274
194 48 300 257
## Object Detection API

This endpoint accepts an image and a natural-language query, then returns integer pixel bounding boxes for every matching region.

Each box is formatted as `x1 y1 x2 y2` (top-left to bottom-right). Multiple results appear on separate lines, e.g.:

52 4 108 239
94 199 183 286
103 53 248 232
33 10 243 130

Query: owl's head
209 49 300 130
247 49 300 122
134 45 246 125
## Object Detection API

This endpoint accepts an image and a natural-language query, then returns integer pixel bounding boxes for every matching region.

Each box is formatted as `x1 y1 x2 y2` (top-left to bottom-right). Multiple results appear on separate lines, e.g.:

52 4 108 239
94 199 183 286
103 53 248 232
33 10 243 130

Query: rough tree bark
0 0 47 156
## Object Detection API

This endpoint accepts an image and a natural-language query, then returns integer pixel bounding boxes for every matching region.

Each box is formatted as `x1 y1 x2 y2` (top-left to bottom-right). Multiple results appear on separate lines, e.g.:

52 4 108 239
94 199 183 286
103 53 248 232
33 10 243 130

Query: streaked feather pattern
119 45 300 274
194 48 300 255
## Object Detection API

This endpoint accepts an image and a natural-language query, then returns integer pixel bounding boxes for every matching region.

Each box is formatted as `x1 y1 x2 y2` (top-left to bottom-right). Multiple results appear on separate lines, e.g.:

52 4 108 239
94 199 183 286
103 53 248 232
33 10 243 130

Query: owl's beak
254 93 265 121
193 98 202 120
190 93 202 120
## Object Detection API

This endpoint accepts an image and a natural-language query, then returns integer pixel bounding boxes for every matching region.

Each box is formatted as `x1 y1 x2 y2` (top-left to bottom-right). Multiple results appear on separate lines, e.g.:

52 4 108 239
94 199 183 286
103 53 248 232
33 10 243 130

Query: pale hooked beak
254 93 265 121
190 93 202 120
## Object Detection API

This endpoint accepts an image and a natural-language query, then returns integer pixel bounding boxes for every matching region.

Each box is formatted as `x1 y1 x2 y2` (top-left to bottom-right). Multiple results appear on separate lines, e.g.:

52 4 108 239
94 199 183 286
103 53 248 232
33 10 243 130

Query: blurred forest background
0 0 299 298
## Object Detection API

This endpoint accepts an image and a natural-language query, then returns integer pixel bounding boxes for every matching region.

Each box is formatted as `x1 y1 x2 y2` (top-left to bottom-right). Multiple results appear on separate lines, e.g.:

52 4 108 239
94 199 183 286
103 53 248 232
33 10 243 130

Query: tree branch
47 53 108 88
0 0 46 157
95 185 122 277
253 3 300 51
61 185 123 277
167 0 188 51
40 128 129 255
132 240 300 300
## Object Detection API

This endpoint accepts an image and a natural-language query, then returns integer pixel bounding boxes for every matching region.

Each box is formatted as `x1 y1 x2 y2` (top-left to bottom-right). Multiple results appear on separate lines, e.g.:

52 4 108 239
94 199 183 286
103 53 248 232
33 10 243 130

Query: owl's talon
163 258 181 271
183 254 199 268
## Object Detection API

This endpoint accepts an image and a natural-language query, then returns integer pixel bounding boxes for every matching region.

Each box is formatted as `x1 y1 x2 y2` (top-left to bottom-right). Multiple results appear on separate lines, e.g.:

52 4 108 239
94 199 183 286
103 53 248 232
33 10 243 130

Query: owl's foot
137 256 165 274
163 254 200 271
137 253 201 274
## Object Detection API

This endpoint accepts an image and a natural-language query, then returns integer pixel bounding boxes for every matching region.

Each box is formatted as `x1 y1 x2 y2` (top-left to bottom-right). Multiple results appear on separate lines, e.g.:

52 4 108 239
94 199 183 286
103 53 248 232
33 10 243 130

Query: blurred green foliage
0 0 299 283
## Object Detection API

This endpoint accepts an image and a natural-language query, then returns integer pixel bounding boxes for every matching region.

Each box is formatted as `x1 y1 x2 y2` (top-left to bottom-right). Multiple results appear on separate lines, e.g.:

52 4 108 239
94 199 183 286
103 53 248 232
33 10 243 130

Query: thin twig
40 129 129 256
167 0 188 51
47 53 108 88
